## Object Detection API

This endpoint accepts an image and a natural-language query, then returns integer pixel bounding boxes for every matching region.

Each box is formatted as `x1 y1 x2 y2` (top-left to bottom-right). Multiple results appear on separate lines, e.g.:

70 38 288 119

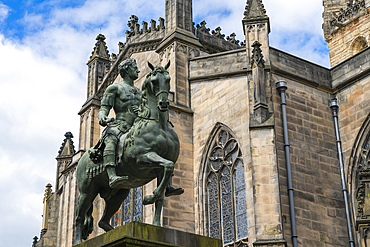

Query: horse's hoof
98 221 114 232
165 187 184 197
109 176 128 188
143 195 156 205
153 220 161 226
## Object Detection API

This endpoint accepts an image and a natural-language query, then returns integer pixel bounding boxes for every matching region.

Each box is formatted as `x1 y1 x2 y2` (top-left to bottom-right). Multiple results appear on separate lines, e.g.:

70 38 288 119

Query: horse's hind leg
75 191 97 244
99 189 130 232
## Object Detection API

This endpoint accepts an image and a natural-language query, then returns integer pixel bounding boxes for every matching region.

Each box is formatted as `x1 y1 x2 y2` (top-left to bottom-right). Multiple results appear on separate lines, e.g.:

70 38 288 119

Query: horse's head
143 61 171 112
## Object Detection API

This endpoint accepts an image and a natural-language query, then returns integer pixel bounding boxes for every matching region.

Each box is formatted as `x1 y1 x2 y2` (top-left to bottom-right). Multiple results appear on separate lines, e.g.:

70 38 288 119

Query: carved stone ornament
244 0 268 20
329 0 366 29
356 134 370 231
251 41 265 69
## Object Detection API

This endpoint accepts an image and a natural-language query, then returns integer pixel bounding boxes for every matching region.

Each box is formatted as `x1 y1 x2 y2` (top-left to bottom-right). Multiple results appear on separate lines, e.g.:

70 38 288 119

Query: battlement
193 21 245 54
125 15 166 44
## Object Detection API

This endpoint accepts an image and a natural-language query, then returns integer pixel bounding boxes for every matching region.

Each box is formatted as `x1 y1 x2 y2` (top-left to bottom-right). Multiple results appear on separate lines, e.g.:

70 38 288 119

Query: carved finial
251 41 265 68
57 132 76 157
96 34 105 42
212 27 225 39
158 17 165 30
226 33 239 45
142 21 148 33
244 0 268 20
43 183 52 202
196 21 210 34
32 236 38 247
64 132 73 139
88 34 110 62
111 53 117 63
118 42 125 53
128 15 139 32
150 19 157 32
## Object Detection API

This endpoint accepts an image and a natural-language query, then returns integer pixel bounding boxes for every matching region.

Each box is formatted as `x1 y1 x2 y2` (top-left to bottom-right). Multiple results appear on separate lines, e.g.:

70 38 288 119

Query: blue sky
0 1 329 247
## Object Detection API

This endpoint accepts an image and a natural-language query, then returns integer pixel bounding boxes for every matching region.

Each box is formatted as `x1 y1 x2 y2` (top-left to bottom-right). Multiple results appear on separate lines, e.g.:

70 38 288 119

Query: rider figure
98 58 141 188
97 58 184 196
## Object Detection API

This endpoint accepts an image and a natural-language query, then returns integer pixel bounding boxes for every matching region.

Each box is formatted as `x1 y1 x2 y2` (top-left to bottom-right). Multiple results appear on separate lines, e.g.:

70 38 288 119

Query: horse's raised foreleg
75 192 97 244
139 152 174 205
99 189 130 232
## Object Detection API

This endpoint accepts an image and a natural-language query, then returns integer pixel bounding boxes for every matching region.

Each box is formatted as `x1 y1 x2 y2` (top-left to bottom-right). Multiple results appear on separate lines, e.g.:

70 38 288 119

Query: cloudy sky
0 0 329 246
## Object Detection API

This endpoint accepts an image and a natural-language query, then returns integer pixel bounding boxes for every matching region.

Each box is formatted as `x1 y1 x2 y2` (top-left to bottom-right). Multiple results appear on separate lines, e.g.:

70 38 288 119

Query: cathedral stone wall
334 62 370 245
272 74 348 246
189 49 247 79
190 74 252 235
57 168 78 247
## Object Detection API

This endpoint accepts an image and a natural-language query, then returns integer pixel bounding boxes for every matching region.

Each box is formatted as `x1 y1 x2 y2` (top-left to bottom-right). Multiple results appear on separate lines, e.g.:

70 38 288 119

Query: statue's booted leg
165 176 184 197
104 136 127 188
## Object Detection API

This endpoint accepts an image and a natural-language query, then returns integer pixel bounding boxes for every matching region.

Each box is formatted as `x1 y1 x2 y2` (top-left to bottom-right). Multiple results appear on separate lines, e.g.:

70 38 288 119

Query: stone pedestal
74 222 221 247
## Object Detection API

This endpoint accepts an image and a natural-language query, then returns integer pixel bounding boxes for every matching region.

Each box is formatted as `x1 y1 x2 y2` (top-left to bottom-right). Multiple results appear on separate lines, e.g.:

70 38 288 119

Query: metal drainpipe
276 80 298 247
329 98 355 247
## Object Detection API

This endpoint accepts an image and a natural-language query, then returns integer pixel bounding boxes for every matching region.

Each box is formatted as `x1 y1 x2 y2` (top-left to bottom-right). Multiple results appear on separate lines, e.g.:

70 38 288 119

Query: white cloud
0 3 10 22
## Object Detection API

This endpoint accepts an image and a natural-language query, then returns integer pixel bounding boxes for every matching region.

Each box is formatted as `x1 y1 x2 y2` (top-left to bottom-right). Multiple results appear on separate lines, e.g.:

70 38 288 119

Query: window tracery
204 127 248 246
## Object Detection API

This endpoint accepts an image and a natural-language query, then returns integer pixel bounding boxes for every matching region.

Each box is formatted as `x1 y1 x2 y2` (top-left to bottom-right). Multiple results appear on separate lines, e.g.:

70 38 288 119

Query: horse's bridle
155 90 169 97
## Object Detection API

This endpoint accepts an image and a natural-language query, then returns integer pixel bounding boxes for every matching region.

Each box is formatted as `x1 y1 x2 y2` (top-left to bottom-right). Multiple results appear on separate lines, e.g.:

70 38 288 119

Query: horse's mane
139 66 168 119
125 66 168 147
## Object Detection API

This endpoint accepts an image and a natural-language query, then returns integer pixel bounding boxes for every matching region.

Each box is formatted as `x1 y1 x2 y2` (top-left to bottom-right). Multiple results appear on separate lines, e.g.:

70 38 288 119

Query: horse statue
75 61 181 244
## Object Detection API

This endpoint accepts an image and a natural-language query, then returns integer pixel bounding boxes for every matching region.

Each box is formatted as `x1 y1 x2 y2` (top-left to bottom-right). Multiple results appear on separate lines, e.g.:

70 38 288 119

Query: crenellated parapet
125 15 166 44
194 21 245 54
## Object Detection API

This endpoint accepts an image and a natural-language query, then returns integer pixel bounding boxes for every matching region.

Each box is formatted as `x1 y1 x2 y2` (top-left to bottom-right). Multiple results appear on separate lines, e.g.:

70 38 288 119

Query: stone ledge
74 222 221 247
253 239 287 246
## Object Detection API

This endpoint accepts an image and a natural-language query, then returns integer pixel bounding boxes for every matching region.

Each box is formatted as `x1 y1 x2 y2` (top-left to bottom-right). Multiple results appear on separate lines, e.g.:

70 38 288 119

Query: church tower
323 0 370 66
157 0 202 107
78 34 111 150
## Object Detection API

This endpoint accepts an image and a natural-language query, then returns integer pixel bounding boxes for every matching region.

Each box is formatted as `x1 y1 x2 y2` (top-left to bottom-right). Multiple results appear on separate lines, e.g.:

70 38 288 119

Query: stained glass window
112 208 122 228
112 187 143 228
205 127 248 246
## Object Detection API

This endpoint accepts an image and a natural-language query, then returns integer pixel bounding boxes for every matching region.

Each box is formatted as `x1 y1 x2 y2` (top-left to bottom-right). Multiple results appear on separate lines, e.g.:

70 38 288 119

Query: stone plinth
74 222 221 247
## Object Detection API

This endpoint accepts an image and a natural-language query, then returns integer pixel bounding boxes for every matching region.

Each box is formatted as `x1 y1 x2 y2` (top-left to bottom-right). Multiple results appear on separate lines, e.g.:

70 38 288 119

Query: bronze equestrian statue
75 59 183 244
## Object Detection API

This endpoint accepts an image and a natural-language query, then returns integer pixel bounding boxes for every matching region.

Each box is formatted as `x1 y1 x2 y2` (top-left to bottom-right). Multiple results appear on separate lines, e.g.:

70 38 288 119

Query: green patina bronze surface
75 59 184 244
74 222 222 247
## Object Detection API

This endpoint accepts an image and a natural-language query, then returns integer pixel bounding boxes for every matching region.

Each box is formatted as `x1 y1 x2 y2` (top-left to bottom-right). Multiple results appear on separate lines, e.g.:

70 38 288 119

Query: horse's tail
81 206 94 240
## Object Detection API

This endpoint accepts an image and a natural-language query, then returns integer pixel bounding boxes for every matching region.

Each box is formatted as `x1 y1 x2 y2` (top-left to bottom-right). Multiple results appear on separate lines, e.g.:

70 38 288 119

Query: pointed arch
350 36 368 56
348 113 370 242
198 122 248 246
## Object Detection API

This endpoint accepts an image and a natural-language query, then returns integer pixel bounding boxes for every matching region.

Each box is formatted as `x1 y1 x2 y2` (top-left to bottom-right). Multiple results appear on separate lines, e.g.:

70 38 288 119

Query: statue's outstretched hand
99 116 115 126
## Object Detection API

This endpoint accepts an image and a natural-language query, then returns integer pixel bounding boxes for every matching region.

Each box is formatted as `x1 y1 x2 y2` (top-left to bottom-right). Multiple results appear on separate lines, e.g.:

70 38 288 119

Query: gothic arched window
203 126 248 246
351 36 368 56
349 115 370 245
112 187 143 228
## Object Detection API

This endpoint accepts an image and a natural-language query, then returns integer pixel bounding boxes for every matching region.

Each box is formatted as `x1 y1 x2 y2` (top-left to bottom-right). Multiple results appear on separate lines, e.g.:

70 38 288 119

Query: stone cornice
156 28 202 53
78 96 101 115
